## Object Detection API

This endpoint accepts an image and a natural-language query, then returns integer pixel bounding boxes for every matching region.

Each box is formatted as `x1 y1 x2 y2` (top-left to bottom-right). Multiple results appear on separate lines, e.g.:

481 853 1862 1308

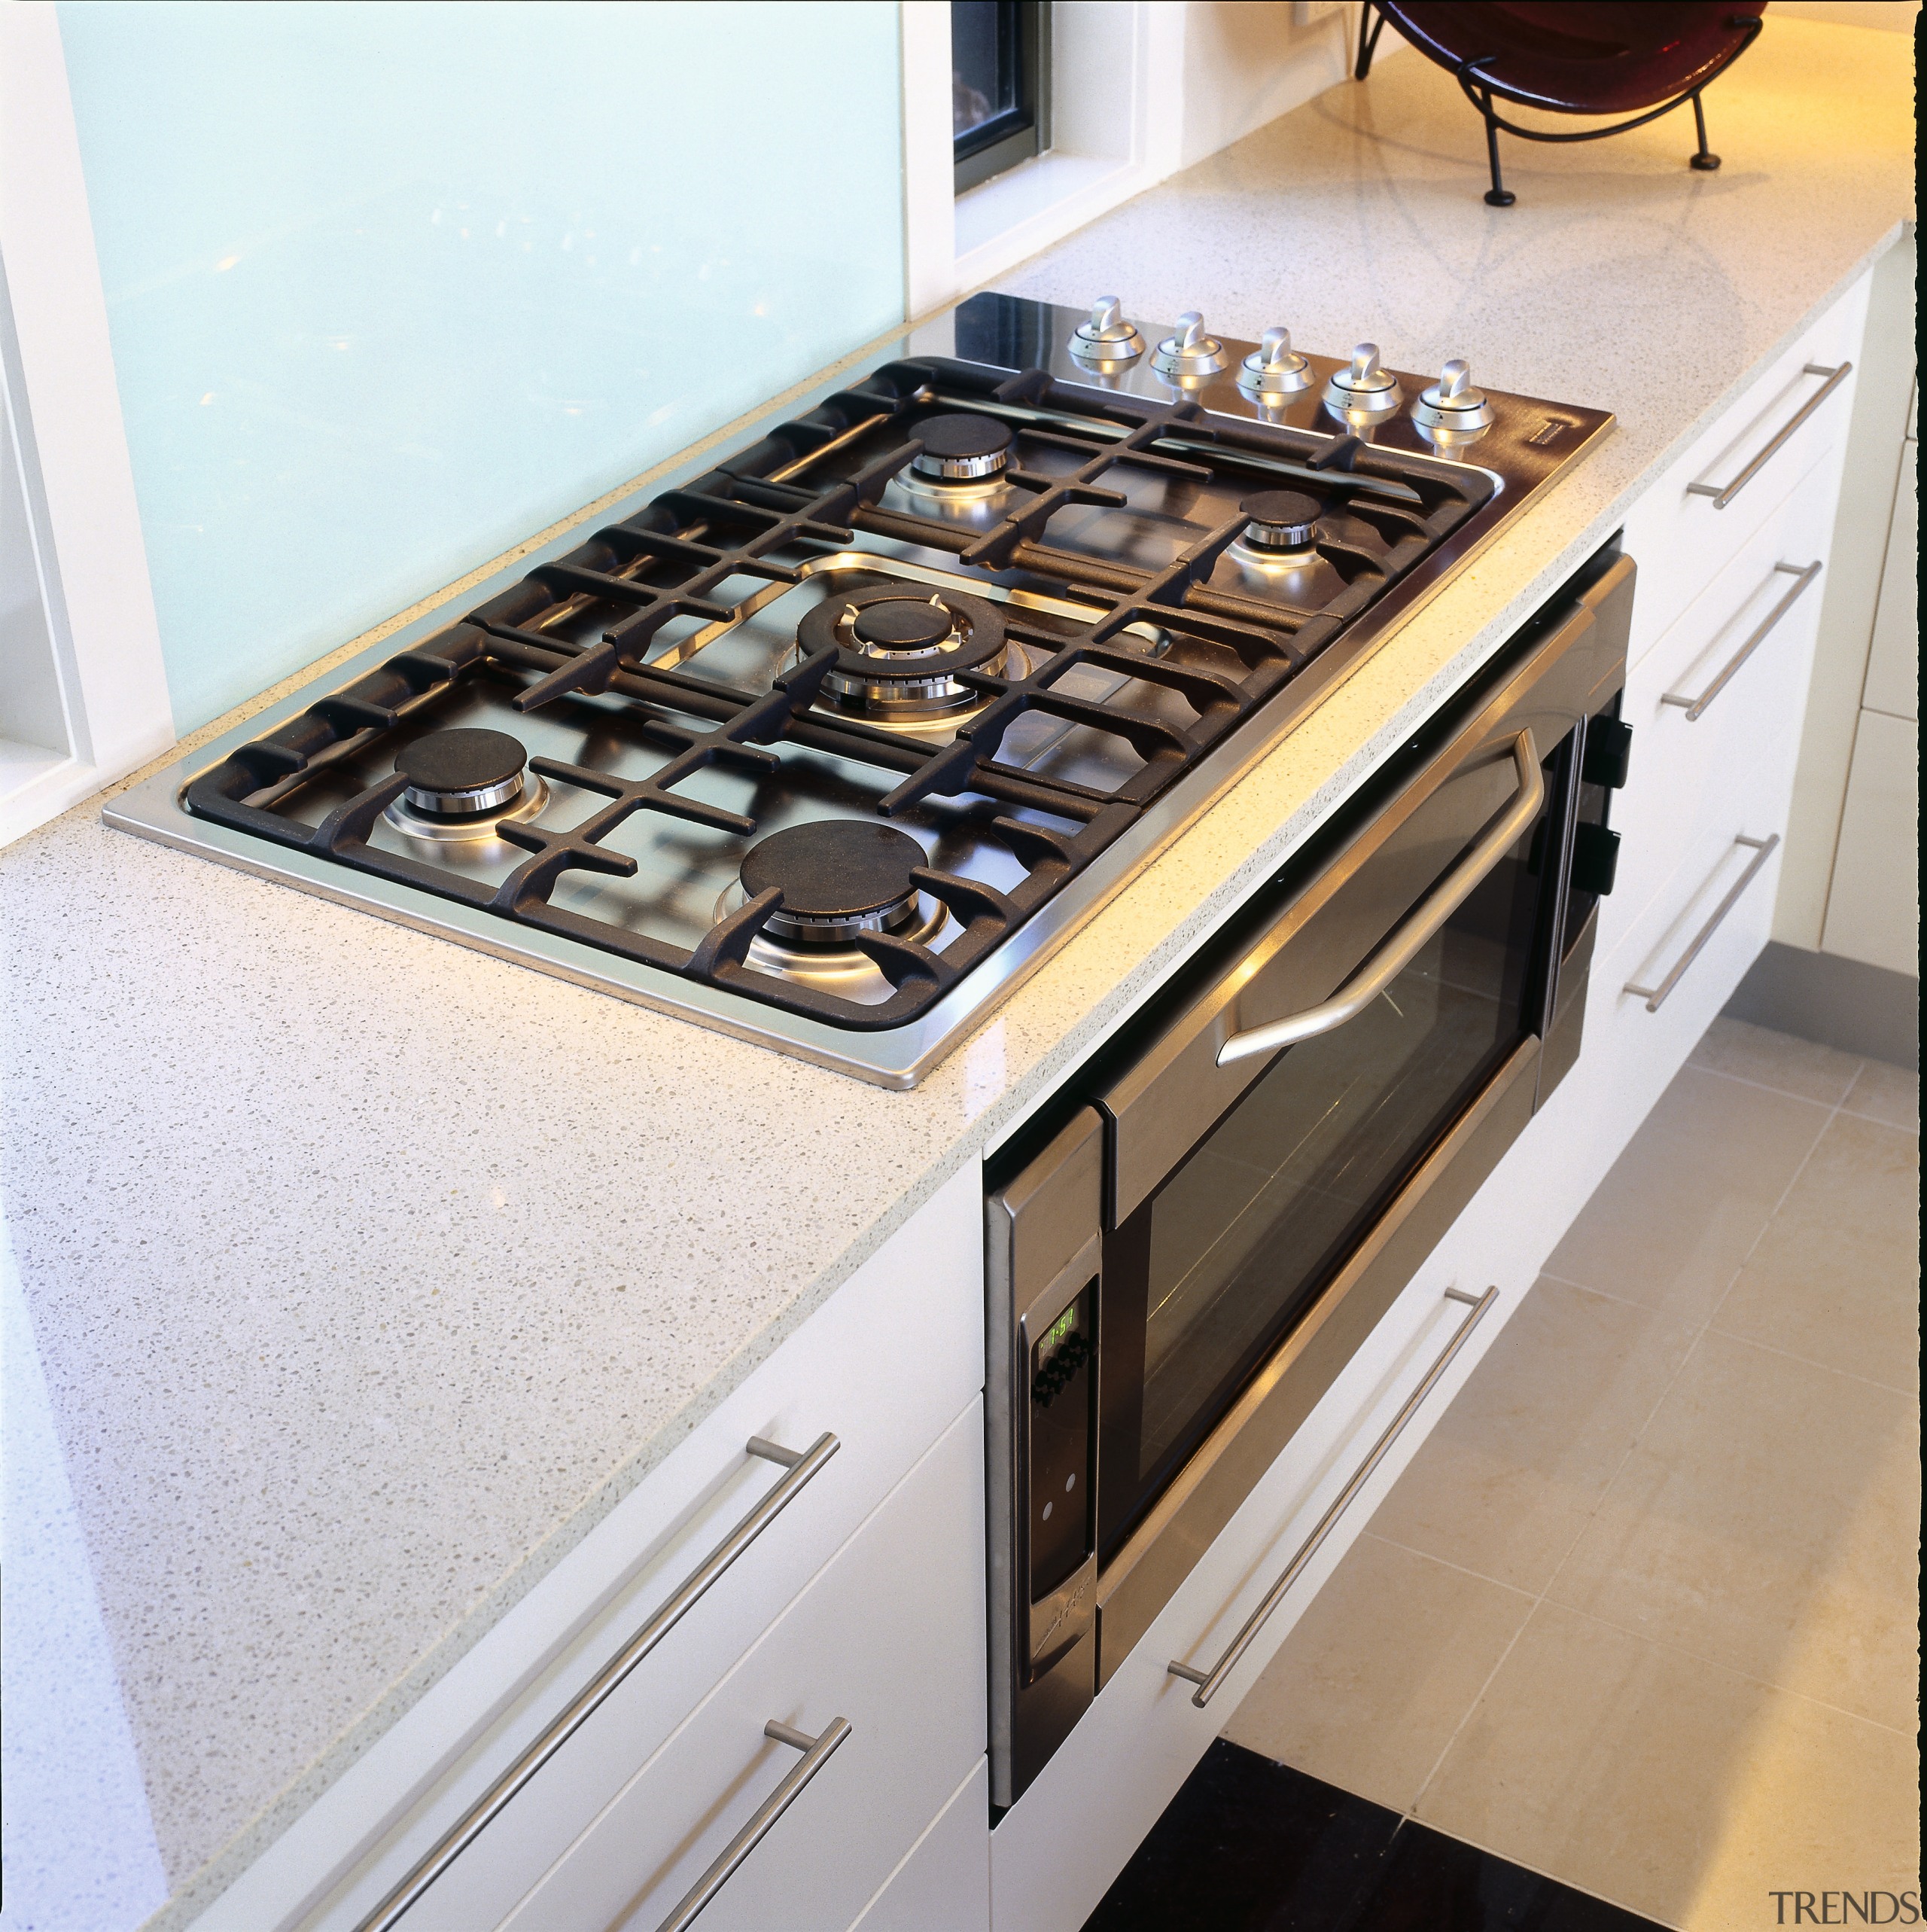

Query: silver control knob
1150 311 1230 380
1069 297 1146 364
1237 326 1314 397
1411 358 1493 431
1323 342 1402 419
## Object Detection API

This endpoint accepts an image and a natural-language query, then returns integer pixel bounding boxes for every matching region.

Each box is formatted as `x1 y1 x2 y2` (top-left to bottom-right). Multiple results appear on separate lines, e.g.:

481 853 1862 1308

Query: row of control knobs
1067 298 1493 433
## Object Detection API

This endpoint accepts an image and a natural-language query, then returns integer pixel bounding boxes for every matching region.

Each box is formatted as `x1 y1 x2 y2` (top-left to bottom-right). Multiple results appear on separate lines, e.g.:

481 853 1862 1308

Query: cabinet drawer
1595 812 1788 1102
1622 285 1862 666
433 1397 985 1932
851 1760 989 1932
1606 465 1831 952
990 1270 1508 1932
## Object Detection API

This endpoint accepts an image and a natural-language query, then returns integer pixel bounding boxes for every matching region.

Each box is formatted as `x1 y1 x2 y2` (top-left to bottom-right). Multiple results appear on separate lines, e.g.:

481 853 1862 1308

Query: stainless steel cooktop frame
105 295 1612 1089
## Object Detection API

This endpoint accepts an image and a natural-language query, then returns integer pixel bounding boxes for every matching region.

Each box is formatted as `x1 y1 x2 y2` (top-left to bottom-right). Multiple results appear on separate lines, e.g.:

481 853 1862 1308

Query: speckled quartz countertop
2 15 1912 1924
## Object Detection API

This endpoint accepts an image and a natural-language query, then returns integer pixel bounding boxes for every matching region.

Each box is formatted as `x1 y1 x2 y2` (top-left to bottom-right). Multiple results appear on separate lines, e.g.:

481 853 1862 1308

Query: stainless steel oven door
1091 549 1633 1678
985 548 1633 1806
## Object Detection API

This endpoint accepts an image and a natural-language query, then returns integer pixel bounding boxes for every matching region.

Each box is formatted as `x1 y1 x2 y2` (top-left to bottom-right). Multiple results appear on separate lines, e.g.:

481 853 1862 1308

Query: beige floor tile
1545 1068 1831 1321
1688 1016 1865 1106
1417 1602 1919 1930
1679 1690 1921 1932
1222 1533 1534 1815
1714 1112 1920 1392
1843 1058 1921 1132
1369 1278 1700 1595
1547 1330 1920 1732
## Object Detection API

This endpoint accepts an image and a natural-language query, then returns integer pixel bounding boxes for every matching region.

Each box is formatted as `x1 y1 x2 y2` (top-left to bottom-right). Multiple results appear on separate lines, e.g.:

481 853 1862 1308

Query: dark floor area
1081 1742 1668 1932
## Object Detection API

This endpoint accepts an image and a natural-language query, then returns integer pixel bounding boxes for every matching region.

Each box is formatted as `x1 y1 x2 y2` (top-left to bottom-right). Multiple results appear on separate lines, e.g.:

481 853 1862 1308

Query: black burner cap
915 413 1015 462
740 821 926 921
395 728 527 794
1241 489 1320 527
852 600 953 651
796 581 1006 683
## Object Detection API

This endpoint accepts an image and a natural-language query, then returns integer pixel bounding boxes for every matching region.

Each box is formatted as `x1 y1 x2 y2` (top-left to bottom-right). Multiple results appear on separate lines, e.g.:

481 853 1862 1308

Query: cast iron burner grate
181 342 1493 1032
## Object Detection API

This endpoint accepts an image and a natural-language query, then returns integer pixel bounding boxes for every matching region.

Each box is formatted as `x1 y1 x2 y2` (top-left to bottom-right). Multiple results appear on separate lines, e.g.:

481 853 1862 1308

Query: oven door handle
1217 730 1543 1067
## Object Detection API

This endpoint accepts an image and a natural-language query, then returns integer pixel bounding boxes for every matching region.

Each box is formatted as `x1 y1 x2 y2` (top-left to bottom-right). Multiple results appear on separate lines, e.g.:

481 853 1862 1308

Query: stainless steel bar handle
353 1431 839 1932
654 1716 853 1932
1168 1286 1498 1708
1218 733 1542 1067
1685 362 1851 510
1661 561 1822 721
1624 833 1779 1013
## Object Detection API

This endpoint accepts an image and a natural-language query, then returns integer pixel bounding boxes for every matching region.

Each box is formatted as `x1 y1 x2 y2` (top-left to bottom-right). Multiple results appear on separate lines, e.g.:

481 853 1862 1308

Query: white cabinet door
1822 709 1919 977
496 1397 986 1932
1606 465 1831 955
1863 437 1917 722
1620 282 1865 669
851 1760 990 1932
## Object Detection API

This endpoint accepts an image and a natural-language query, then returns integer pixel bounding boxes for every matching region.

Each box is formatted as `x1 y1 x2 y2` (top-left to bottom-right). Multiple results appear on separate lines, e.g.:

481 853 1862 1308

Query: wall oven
985 542 1635 1807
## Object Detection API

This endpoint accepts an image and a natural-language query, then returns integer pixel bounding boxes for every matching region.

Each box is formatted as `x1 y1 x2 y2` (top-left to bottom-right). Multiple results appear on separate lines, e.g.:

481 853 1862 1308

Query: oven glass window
1103 797 1551 1543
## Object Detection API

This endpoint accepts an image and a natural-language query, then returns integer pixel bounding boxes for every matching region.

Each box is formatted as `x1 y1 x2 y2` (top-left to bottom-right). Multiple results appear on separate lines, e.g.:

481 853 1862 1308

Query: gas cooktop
107 294 1612 1087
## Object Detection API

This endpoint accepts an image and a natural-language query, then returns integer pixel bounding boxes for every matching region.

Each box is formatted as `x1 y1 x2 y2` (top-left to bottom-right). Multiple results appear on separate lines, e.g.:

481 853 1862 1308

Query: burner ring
1239 489 1322 552
909 413 1014 483
797 583 1007 718
395 728 528 815
739 821 930 946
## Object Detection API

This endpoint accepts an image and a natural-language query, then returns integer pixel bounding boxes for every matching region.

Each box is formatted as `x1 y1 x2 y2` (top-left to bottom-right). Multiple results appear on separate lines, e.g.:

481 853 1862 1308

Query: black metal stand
1354 3 1762 206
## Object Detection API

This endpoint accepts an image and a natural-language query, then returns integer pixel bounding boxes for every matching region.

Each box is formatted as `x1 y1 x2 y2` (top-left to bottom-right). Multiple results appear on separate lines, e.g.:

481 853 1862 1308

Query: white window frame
900 2 1396 323
0 2 174 849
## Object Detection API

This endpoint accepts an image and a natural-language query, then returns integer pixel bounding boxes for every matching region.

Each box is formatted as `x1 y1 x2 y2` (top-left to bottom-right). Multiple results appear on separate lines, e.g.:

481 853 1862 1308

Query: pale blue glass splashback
58 1 906 732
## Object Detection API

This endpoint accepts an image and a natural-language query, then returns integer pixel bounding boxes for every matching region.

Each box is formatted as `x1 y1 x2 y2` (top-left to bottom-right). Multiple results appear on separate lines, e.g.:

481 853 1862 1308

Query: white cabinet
492 1400 985 1932
1621 286 1863 671
1862 436 1918 721
1822 709 1919 977
1819 412 1916 979
852 1761 991 1932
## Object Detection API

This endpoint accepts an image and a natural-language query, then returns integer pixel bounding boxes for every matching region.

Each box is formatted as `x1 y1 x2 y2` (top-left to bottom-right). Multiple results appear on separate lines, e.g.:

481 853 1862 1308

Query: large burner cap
395 728 528 815
911 413 1014 482
1240 489 1321 551
852 600 954 651
796 583 1006 721
740 821 927 945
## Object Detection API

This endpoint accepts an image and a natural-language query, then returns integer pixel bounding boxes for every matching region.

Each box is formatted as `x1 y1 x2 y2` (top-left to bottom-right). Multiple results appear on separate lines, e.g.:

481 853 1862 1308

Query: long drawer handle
1624 833 1779 1013
353 1432 839 1932
1662 560 1822 721
1686 362 1851 509
1219 733 1541 1067
656 1716 853 1932
1167 1286 1498 1708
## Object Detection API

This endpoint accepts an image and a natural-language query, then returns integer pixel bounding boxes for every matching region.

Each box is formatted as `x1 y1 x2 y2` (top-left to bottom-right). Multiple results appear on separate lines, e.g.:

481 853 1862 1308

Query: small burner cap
852 600 954 651
395 728 528 815
1240 489 1322 550
912 413 1014 482
740 821 927 943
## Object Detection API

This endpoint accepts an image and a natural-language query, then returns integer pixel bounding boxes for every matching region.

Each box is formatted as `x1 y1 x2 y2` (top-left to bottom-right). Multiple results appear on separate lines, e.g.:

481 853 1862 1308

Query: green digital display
1045 1305 1079 1348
